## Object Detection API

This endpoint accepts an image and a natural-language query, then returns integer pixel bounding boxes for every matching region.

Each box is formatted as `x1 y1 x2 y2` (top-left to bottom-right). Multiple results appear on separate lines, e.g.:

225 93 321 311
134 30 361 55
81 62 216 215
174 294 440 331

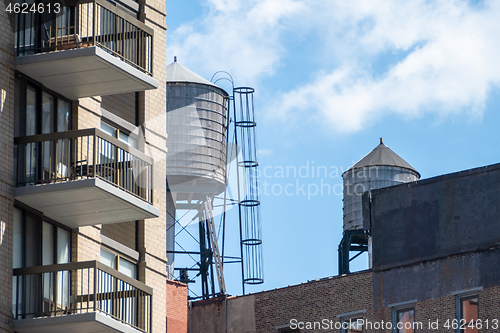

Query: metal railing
15 0 154 76
13 261 153 333
14 128 154 204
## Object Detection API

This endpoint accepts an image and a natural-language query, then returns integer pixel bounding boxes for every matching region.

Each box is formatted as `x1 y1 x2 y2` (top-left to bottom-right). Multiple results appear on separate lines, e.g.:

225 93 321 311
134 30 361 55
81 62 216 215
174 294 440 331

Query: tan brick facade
0 1 15 331
138 0 168 331
102 221 137 249
0 0 172 331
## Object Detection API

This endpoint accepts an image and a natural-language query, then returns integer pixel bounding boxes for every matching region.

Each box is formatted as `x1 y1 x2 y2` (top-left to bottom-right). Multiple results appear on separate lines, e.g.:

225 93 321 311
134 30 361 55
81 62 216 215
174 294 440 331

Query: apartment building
0 0 171 332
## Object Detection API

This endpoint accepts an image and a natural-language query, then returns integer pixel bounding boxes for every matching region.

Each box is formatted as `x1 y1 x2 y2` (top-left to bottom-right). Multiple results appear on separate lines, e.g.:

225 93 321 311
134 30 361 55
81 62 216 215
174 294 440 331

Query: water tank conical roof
342 138 420 232
345 138 420 178
166 59 218 88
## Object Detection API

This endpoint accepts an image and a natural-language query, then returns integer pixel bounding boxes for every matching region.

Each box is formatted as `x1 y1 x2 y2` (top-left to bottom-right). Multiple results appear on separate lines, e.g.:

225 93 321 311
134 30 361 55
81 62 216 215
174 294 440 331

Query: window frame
456 293 479 333
15 72 73 138
275 324 301 333
341 316 364 333
100 246 138 280
15 73 73 186
100 117 139 148
13 202 72 269
13 203 72 318
392 306 416 333
338 310 366 333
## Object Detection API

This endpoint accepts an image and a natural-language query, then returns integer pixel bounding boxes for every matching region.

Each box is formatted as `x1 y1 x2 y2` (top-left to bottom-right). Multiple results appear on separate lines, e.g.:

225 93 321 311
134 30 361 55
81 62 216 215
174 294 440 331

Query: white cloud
272 0 500 132
258 148 273 157
168 0 500 132
167 0 305 85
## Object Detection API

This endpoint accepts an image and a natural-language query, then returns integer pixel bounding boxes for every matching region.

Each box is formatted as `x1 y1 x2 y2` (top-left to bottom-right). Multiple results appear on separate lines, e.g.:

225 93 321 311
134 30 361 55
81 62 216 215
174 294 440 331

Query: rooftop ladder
204 196 226 294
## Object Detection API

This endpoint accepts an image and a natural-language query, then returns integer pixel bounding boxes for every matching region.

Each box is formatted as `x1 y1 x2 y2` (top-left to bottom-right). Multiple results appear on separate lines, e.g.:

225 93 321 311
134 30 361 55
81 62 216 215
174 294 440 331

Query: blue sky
165 0 500 297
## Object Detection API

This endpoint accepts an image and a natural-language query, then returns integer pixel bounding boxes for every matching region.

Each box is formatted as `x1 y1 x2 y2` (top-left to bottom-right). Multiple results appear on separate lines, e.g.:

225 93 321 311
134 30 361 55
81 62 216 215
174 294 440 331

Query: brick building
189 151 500 332
166 280 188 332
0 0 186 332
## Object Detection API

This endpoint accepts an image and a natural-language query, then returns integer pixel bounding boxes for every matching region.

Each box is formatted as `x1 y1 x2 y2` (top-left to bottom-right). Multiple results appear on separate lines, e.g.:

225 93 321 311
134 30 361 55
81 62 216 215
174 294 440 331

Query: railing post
148 34 153 75
149 294 153 333
150 163 153 203
75 1 80 37
72 137 77 179
15 144 19 185
114 140 119 186
15 276 19 319
93 264 98 312
93 0 97 46
93 132 97 178
53 271 58 314
54 139 59 181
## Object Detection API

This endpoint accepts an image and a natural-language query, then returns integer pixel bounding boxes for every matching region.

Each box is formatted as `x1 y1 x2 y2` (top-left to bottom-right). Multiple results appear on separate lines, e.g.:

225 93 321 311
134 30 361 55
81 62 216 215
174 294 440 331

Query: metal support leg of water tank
338 229 369 275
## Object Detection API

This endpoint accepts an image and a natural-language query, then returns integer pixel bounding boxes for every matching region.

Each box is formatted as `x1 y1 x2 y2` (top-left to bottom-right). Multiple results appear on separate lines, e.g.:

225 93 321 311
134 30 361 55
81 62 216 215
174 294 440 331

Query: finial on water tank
174 56 177 62
380 137 383 145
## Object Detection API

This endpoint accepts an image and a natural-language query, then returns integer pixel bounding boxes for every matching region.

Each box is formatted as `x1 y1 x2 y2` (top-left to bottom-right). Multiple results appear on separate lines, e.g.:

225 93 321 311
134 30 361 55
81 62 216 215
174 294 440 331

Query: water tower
165 58 229 297
338 138 420 274
165 58 228 199
165 59 263 299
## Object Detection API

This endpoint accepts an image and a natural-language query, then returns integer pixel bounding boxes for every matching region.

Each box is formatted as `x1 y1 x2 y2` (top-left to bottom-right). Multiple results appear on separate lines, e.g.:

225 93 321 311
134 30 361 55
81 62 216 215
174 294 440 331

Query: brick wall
166 280 188 332
74 225 102 262
0 1 15 331
77 96 102 130
101 221 136 249
138 0 168 332
254 271 373 332
478 286 500 333
189 272 374 333
190 260 500 333
414 295 455 333
0 0 168 332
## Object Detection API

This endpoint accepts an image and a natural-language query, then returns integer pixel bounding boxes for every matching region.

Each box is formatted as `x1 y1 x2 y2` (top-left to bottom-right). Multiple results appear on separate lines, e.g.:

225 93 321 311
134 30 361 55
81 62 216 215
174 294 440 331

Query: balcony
14 0 158 99
14 129 159 228
13 261 152 333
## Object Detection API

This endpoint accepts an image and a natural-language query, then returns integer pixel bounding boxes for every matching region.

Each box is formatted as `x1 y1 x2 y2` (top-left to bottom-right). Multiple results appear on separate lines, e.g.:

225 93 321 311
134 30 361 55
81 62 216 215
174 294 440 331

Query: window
341 317 363 333
13 206 71 269
393 307 415 333
13 206 71 317
100 247 137 279
457 295 478 333
101 121 137 148
99 120 138 191
100 248 138 323
14 75 72 185
15 0 76 55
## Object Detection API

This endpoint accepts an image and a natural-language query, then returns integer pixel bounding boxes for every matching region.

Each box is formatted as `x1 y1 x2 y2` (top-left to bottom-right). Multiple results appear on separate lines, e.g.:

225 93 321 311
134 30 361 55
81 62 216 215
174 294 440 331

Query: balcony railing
15 0 153 76
14 128 153 204
13 261 152 332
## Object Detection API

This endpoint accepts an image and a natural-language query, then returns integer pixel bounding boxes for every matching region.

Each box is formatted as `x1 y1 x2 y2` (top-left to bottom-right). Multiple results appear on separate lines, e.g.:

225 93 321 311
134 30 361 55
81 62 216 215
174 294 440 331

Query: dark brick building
189 162 500 332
